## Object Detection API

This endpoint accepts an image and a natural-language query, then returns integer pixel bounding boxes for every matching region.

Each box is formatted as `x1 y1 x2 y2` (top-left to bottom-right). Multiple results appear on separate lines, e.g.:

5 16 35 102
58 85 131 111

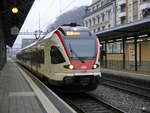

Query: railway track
101 76 150 98
101 75 150 113
58 93 126 113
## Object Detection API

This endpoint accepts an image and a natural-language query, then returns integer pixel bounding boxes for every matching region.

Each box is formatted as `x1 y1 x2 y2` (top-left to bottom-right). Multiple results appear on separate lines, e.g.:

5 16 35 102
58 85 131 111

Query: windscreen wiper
69 41 85 63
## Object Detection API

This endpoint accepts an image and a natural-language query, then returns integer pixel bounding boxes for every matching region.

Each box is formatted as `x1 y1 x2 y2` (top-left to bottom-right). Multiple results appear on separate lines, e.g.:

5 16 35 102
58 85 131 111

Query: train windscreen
64 37 96 60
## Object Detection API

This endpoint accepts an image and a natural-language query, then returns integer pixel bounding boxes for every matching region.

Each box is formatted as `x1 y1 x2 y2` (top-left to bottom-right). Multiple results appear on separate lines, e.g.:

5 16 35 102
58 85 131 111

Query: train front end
54 24 101 92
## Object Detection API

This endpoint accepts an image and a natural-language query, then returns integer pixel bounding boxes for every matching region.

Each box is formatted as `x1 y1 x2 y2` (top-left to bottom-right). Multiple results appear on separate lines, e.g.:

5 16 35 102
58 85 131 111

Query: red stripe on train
56 31 72 64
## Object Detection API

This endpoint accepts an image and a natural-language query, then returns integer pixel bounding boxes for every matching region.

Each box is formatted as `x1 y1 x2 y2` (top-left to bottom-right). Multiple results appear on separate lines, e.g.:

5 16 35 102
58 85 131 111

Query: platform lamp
11 7 19 14
11 0 19 14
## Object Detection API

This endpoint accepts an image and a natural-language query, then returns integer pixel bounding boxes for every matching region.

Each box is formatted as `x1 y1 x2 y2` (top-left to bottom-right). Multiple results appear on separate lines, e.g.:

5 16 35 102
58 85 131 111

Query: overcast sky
13 0 92 48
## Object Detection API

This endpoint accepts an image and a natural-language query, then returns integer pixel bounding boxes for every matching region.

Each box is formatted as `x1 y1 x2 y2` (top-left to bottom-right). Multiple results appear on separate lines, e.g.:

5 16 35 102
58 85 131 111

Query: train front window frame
50 46 65 64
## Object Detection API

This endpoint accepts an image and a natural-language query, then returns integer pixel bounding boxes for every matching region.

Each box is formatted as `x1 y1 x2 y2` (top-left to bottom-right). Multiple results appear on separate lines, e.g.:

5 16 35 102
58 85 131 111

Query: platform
0 58 76 113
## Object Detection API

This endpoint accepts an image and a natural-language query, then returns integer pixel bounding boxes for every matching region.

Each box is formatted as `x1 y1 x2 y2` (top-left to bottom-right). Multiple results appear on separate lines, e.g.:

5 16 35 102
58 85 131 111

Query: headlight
92 64 99 69
64 64 74 70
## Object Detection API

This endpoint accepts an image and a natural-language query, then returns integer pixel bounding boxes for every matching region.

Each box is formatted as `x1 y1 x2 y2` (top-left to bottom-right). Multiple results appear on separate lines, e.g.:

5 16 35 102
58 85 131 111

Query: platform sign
128 44 140 65
11 26 19 35
128 44 135 61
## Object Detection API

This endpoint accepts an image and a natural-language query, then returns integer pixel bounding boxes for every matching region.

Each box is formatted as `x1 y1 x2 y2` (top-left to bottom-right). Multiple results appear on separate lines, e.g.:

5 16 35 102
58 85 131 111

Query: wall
0 17 6 70
139 41 150 72
107 54 123 69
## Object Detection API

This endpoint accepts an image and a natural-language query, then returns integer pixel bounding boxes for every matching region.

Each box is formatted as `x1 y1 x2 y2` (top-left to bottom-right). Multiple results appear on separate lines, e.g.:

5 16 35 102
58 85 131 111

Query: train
16 23 101 92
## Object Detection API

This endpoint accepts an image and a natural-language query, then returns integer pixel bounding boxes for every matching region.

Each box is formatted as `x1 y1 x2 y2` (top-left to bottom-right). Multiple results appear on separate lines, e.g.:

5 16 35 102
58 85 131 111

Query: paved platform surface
0 59 46 113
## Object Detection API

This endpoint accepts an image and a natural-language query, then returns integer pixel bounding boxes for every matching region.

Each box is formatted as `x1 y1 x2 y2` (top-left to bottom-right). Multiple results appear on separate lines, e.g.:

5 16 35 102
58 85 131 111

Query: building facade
84 0 116 33
116 0 150 25
85 0 150 28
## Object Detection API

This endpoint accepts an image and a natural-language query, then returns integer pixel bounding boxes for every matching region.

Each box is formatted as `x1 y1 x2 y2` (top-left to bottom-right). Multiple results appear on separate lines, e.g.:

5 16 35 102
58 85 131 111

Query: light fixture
69 64 74 70
12 7 19 14
137 39 143 42
92 64 99 69
108 40 113 42
116 38 122 41
64 64 74 70
127 37 134 40
138 34 148 38
147 38 150 41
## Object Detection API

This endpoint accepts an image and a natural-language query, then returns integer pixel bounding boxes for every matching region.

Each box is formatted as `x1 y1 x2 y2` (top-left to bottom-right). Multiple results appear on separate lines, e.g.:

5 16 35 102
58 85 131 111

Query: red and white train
16 23 101 92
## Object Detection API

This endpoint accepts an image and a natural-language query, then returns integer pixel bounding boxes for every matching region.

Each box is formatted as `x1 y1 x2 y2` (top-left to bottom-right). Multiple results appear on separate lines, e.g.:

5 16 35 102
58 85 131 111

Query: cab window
50 46 65 64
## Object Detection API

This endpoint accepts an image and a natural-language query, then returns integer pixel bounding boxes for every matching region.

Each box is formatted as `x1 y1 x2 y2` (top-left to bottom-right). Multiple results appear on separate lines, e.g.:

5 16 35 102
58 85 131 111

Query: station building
84 0 150 72
97 18 150 72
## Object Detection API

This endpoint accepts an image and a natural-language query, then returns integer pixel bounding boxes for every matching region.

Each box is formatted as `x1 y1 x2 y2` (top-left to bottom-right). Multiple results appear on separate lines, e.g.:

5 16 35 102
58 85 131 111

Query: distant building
22 38 35 48
83 0 116 33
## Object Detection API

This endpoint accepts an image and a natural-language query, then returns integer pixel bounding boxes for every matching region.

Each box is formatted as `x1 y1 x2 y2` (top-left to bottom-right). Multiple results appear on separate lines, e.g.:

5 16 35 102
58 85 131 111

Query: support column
134 36 137 71
105 41 107 68
122 37 126 69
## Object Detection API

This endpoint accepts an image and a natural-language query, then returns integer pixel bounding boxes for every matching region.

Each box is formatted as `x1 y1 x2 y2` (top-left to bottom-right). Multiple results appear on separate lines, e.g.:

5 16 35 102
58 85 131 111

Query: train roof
59 23 90 32
17 23 91 54
17 29 57 54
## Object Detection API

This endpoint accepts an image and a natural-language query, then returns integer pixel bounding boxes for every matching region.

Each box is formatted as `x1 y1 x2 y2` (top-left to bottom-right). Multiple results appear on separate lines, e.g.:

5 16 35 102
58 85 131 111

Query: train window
30 50 44 64
50 46 65 64
38 50 44 64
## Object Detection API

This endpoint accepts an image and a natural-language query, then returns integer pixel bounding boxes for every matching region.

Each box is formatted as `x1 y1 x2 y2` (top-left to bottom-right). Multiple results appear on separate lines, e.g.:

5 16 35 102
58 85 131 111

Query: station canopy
96 18 150 41
0 0 35 47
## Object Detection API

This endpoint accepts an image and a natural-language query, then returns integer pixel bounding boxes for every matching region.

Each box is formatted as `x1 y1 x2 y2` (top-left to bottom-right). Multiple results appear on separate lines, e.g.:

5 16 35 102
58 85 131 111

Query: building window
107 42 123 53
89 19 92 26
97 15 100 23
107 10 111 20
84 21 88 27
142 0 149 2
93 29 96 33
50 46 65 64
92 6 95 12
101 1 104 6
142 8 150 18
101 13 105 21
102 26 105 30
108 24 111 28
97 4 99 9
120 4 126 12
92 17 96 25
120 17 126 24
